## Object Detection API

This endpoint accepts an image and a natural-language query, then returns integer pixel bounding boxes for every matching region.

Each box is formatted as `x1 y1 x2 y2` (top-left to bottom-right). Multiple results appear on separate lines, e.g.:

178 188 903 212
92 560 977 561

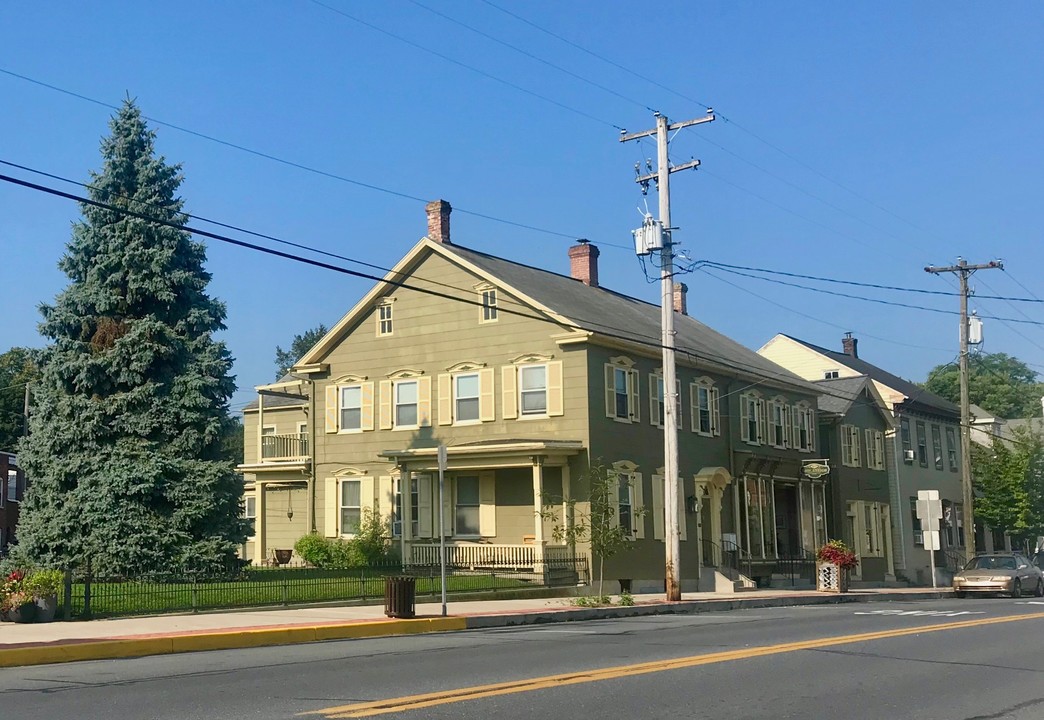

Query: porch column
704 483 723 566
255 482 267 565
532 456 545 562
257 392 264 462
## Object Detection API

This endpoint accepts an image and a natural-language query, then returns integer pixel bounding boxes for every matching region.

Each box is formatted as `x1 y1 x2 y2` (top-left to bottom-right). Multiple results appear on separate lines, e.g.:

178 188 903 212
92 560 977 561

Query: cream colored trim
551 330 592 345
445 361 486 372
510 352 554 365
611 459 639 473
332 466 370 477
291 363 328 375
255 379 307 392
608 355 636 368
243 405 306 415
472 281 496 291
332 373 368 383
387 368 425 379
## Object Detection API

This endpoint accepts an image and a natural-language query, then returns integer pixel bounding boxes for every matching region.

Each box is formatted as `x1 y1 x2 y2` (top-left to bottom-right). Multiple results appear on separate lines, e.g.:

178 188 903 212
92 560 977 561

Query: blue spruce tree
16 100 246 574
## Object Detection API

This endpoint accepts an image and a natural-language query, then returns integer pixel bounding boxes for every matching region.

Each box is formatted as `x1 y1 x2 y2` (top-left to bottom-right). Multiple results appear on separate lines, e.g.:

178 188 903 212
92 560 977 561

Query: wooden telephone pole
621 111 714 600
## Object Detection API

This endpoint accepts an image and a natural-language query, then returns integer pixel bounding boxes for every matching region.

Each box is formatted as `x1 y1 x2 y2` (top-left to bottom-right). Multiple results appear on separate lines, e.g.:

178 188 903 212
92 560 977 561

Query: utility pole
925 258 1003 564
621 110 714 601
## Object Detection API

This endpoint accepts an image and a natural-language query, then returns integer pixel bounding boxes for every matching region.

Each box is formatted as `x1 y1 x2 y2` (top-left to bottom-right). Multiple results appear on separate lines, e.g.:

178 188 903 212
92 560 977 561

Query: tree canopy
15 100 246 574
0 347 39 451
274 324 327 379
972 426 1044 542
924 352 1044 420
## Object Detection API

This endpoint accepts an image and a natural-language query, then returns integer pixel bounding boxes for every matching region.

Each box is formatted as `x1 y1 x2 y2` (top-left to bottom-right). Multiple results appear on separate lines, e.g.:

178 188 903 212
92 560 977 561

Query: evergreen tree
274 324 327 379
16 100 246 574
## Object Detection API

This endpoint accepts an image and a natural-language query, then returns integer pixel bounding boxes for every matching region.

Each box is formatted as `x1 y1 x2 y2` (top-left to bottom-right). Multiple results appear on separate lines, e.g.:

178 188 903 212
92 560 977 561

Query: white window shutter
479 368 495 421
712 388 721 436
604 365 615 418
757 401 767 443
325 385 339 433
377 476 393 523
438 373 452 426
652 473 665 540
792 406 801 449
360 382 375 431
379 380 393 430
689 384 698 433
546 361 564 417
649 374 659 426
853 427 861 467
417 376 432 427
678 479 687 541
324 477 338 537
417 474 433 537
502 366 518 419
479 471 497 538
629 369 641 423
632 472 645 539
740 396 750 441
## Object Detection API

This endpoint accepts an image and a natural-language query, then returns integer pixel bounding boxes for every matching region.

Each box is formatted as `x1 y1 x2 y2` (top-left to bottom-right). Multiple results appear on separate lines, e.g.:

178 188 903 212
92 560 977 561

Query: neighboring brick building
0 451 25 556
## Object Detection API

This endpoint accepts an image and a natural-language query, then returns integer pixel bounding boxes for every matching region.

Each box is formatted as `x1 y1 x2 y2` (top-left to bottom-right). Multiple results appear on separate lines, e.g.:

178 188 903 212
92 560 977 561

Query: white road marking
854 609 985 617
1015 601 1044 605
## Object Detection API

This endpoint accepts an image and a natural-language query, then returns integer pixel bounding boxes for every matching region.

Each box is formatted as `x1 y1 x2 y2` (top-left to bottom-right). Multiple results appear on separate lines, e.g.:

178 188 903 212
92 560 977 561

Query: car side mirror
1019 564 1028 570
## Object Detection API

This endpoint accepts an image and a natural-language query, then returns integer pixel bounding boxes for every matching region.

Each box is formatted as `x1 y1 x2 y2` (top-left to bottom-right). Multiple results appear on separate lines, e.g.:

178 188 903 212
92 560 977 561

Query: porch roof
379 438 584 469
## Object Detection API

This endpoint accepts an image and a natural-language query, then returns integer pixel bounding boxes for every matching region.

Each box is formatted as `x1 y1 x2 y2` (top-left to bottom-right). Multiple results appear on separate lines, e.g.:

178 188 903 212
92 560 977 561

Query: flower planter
8 601 39 624
35 595 59 623
816 562 850 593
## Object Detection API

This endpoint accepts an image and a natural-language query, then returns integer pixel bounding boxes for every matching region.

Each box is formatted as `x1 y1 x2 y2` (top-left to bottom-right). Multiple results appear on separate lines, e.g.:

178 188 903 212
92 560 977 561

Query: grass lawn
70 570 532 618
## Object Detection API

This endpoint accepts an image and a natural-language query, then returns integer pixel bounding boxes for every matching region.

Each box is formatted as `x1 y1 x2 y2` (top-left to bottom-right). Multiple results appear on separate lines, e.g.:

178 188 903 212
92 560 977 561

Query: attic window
481 288 498 322
824 370 839 380
377 301 393 336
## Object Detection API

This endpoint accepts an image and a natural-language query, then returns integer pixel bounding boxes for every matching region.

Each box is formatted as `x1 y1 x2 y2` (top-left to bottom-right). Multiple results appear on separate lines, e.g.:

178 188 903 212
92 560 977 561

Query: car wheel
1036 579 1043 598
954 590 966 599
1012 579 1022 599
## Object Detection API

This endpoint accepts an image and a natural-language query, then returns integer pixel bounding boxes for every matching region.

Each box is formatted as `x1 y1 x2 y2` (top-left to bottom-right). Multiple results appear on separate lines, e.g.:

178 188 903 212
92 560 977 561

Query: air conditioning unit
904 449 916 462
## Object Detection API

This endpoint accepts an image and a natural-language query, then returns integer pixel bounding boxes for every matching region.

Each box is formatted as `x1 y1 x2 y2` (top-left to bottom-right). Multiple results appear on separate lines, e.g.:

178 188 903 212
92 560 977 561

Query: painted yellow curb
0 617 467 669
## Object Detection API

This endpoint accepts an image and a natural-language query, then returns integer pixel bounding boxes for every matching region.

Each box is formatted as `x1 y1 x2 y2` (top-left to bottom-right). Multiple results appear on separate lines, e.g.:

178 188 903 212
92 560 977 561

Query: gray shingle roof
783 335 959 418
815 376 871 415
243 374 308 411
443 243 817 393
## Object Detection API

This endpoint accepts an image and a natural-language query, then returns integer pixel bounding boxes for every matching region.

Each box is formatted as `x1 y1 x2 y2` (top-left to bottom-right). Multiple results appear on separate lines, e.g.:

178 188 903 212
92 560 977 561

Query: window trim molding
518 362 550 419
376 298 395 337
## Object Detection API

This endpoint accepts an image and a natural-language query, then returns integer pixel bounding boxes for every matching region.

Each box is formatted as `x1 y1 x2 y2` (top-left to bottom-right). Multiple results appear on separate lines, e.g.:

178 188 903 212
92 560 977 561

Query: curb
0 590 949 669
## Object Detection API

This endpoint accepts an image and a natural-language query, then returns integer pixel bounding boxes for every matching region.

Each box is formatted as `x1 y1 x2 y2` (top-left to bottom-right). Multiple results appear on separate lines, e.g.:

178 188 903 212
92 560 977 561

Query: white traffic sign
916 490 944 587
923 530 941 551
437 444 448 473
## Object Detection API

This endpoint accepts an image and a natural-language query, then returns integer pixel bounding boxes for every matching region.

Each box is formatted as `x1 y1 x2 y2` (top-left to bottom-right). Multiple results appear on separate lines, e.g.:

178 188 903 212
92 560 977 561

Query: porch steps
706 568 756 593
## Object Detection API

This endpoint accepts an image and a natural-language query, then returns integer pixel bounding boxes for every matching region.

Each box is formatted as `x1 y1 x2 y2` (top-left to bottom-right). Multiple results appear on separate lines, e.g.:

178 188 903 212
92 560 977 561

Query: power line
406 0 656 113
699 260 1043 303
307 0 625 131
0 67 605 245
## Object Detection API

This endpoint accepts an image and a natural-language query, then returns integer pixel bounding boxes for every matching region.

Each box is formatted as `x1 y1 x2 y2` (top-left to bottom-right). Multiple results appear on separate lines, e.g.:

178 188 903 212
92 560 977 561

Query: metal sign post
438 444 448 617
917 490 943 589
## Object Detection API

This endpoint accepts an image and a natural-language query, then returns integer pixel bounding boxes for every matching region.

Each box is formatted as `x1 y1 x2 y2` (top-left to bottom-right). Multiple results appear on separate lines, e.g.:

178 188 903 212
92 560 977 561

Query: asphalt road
3 597 1044 719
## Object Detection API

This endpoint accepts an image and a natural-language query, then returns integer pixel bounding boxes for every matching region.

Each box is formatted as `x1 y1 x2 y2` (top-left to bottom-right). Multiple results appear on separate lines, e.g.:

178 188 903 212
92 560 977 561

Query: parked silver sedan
953 553 1044 598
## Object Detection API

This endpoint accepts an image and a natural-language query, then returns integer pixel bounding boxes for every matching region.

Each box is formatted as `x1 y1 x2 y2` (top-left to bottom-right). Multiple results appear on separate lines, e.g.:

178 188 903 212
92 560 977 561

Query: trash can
384 575 417 619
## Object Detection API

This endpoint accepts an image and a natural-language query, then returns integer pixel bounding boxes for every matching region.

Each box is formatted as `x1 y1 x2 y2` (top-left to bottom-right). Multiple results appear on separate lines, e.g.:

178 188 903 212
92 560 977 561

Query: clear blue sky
2 2 1042 414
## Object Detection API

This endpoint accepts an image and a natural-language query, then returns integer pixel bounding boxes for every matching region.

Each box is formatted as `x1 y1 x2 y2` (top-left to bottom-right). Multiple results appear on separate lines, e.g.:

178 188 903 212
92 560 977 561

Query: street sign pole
917 490 943 589
438 444 448 617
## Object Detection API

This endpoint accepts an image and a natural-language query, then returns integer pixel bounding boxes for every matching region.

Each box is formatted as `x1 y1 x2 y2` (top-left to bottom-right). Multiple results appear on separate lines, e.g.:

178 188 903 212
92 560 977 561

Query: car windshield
964 556 1017 571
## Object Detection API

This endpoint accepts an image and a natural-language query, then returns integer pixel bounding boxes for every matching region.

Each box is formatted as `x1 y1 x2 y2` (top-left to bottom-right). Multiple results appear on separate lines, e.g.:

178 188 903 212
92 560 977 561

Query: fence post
281 574 288 606
63 569 73 621
83 558 92 620
360 568 367 602
192 573 199 613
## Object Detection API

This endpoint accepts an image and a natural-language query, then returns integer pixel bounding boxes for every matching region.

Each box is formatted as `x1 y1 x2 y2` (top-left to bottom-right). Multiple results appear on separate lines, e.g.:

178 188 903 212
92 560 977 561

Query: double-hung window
454 373 480 423
797 405 815 452
945 426 958 471
651 375 682 428
769 400 787 448
740 393 764 445
340 479 362 536
377 302 393 336
243 495 257 537
901 417 913 462
6 470 17 503
394 380 419 428
931 424 944 470
692 380 720 436
393 476 420 537
455 476 481 536
841 425 862 467
340 385 362 431
519 364 548 416
614 367 630 420
916 421 928 467
617 476 634 536
481 288 498 322
910 497 923 545
604 360 639 423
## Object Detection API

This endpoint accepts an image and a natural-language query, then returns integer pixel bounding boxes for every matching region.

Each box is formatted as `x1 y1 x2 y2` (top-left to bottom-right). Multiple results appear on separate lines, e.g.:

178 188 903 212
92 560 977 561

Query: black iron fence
62 556 588 619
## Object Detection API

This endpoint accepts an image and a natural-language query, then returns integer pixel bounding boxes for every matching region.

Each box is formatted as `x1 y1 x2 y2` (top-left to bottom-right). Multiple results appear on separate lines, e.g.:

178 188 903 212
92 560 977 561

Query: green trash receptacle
384 575 417 619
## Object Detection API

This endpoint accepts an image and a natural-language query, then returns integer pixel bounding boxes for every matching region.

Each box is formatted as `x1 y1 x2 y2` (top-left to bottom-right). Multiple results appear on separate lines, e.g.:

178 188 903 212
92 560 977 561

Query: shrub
294 534 335 568
293 509 397 569
23 569 63 598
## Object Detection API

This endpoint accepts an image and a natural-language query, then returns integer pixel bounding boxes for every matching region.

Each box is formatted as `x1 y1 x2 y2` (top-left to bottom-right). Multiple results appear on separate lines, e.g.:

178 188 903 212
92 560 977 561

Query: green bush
24 569 63 598
293 508 397 569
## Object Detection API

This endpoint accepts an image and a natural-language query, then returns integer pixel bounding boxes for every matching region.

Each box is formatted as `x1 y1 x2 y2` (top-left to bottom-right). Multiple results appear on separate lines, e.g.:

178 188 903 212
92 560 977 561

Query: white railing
260 432 309 461
408 543 570 568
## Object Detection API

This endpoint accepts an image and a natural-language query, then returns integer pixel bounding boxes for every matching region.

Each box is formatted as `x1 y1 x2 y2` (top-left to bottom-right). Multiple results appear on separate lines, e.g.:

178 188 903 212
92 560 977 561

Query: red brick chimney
673 283 688 315
568 239 599 287
426 199 451 244
842 332 858 358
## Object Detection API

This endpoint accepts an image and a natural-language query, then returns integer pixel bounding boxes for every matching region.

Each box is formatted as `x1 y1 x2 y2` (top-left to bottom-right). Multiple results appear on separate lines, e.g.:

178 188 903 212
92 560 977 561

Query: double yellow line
305 610 1044 718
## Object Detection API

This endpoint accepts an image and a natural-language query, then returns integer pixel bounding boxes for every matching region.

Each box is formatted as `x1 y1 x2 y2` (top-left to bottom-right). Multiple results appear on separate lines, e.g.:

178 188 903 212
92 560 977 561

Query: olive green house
238 201 829 592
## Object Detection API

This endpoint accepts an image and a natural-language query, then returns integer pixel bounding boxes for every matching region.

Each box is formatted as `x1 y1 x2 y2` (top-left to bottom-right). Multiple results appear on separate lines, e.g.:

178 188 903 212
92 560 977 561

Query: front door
774 485 800 558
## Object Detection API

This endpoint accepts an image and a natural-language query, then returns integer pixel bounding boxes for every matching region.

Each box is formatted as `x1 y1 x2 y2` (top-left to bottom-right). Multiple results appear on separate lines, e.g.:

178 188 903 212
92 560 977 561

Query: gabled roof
243 374 308 412
815 375 895 428
782 335 959 419
298 237 816 394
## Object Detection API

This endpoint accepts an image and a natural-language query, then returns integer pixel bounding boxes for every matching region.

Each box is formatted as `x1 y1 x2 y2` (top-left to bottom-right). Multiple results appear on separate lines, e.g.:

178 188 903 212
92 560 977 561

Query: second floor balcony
261 432 309 462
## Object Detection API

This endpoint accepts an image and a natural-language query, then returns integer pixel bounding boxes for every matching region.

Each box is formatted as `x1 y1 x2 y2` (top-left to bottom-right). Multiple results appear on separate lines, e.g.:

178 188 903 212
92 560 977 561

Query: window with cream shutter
546 361 563 416
417 474 433 537
438 374 452 426
325 385 339 433
379 380 392 430
502 366 518 419
479 368 495 421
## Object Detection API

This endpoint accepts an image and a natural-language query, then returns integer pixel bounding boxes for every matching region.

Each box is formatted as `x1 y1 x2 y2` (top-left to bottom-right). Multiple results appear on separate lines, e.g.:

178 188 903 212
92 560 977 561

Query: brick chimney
673 282 688 315
568 239 599 287
842 332 858 358
426 199 451 244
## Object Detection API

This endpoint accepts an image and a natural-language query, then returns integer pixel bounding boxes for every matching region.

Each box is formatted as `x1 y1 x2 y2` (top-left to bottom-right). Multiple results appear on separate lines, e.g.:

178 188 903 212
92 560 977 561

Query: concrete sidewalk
0 587 951 668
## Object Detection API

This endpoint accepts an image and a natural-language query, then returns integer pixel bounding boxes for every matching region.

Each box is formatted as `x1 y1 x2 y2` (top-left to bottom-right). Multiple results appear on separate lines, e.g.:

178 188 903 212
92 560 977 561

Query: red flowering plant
816 540 859 570
0 570 29 612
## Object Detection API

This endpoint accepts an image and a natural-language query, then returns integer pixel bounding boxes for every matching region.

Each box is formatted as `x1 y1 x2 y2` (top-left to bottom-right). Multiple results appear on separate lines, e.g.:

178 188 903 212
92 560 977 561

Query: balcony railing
408 542 572 569
260 432 309 461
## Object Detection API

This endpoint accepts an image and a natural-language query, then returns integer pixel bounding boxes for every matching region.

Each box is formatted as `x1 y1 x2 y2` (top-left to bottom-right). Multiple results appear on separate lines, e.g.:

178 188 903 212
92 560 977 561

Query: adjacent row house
0 451 25 556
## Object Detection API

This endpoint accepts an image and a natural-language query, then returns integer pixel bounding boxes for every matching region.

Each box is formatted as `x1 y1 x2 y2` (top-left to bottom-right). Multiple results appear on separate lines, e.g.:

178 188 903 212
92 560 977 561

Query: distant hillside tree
0 347 39 451
924 353 1044 419
274 324 327 379
15 100 246 574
